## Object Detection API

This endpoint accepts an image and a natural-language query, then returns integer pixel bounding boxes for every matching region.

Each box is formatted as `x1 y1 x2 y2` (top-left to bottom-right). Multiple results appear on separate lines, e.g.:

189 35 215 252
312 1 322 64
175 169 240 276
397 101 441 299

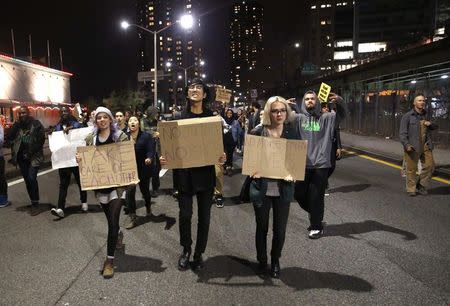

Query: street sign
137 70 164 82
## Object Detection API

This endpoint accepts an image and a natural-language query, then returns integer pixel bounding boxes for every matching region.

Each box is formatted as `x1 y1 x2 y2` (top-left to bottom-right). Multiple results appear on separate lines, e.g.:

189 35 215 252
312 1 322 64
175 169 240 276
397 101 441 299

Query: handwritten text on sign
158 116 223 169
318 82 331 103
242 134 308 181
77 141 139 191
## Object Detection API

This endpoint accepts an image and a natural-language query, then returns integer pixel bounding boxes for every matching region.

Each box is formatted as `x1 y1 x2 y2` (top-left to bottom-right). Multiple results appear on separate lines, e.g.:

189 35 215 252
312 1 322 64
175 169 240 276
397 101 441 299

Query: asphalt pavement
0 153 449 305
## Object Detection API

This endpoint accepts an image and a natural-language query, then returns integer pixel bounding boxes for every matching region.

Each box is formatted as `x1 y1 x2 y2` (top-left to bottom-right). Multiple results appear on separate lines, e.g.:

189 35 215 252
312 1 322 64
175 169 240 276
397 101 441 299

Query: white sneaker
308 229 323 239
51 208 65 218
81 203 88 212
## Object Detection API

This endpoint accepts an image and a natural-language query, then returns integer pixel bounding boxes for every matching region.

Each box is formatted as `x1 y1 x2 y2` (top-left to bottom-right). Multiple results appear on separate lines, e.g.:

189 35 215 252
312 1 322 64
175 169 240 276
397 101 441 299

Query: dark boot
270 258 280 278
191 253 204 271
178 248 191 271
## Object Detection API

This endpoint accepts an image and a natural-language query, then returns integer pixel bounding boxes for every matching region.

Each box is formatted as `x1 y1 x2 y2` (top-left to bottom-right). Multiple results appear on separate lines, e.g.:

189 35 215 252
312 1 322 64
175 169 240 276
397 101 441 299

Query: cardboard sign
242 134 307 181
48 127 92 169
158 116 223 169
215 88 232 104
318 82 331 102
77 141 139 191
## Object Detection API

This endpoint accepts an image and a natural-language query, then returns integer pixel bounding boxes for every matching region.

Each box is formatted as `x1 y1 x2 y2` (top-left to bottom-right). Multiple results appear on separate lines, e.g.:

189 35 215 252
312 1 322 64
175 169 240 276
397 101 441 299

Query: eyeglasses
270 109 287 114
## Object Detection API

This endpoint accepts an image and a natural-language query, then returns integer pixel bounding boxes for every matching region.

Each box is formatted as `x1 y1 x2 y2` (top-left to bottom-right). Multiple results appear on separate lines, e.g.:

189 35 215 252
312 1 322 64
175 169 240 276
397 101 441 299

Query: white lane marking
159 169 168 178
7 168 57 187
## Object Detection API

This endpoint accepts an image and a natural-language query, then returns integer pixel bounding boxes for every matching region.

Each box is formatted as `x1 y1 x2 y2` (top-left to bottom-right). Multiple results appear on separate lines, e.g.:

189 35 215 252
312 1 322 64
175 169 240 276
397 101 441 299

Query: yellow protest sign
318 82 331 102
242 134 308 181
77 141 139 191
158 116 223 169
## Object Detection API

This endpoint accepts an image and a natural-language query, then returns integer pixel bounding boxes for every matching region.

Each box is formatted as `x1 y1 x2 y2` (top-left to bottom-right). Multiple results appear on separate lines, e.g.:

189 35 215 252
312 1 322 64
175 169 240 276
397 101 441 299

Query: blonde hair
261 96 293 126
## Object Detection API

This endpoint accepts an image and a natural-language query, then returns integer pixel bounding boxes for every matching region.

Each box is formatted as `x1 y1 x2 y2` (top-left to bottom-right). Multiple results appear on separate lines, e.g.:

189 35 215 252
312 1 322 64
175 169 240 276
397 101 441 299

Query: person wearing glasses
249 96 298 278
160 78 226 271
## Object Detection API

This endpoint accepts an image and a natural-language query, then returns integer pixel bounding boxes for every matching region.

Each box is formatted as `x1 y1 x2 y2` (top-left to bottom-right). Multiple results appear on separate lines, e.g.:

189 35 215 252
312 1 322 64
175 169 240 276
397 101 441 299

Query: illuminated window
335 40 353 47
358 42 387 53
333 51 354 60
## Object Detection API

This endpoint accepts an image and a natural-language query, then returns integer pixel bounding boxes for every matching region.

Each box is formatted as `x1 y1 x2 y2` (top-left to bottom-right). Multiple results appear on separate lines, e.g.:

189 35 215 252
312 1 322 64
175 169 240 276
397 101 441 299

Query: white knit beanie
94 106 114 121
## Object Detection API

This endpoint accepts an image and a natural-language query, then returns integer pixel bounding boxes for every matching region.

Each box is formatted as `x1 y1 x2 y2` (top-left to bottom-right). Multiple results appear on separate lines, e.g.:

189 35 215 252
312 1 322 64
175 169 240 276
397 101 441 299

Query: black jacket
173 109 216 193
127 130 156 178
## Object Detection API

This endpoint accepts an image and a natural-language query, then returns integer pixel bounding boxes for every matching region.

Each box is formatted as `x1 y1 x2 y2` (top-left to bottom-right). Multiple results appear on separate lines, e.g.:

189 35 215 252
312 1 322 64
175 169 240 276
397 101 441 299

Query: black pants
224 143 235 168
178 189 214 256
151 157 160 191
126 175 151 214
0 157 7 197
17 157 39 204
101 199 123 257
58 166 87 210
295 168 329 230
253 197 290 263
328 143 338 179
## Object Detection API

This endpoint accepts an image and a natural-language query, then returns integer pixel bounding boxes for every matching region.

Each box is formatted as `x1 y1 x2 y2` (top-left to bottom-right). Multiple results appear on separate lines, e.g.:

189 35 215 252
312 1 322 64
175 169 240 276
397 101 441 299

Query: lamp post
121 14 194 107
165 60 205 87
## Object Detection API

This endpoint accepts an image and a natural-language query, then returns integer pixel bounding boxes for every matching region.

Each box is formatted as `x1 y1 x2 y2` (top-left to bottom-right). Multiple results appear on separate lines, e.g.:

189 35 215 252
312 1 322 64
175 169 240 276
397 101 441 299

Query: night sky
0 0 306 102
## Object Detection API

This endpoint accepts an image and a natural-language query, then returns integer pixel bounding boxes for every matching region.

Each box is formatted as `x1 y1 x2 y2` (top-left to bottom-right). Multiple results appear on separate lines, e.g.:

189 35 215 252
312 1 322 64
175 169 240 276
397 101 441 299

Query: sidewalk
341 131 450 178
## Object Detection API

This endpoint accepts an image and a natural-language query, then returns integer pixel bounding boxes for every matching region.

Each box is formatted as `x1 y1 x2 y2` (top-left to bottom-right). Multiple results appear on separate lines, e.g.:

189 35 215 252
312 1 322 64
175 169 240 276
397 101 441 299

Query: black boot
270 259 280 278
191 253 204 271
178 248 191 271
257 260 267 275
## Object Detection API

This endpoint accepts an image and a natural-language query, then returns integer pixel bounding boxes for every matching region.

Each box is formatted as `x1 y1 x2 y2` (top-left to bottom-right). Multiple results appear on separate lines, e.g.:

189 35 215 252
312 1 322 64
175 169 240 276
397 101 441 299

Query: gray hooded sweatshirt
295 91 338 169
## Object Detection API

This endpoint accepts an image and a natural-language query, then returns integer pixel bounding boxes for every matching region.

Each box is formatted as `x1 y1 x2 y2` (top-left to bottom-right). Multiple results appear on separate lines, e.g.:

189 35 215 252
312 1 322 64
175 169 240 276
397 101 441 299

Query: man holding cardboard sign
160 78 226 271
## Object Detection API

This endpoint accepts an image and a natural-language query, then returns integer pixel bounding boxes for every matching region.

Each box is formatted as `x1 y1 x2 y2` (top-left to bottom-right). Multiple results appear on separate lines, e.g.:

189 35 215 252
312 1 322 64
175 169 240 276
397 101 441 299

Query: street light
165 60 205 87
120 14 194 106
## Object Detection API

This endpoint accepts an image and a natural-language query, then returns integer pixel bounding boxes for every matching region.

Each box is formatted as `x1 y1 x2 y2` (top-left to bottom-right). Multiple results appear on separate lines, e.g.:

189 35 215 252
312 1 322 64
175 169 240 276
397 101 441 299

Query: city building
306 0 447 75
136 0 205 109
229 0 264 95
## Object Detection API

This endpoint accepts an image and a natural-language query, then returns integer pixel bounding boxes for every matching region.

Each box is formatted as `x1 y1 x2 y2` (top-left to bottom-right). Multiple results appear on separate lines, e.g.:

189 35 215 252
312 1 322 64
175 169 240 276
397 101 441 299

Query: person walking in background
222 109 241 175
50 107 88 218
76 106 129 279
141 106 161 197
7 106 45 216
0 124 9 208
249 96 298 278
236 108 247 154
115 111 128 133
399 94 438 196
248 101 261 131
124 116 155 229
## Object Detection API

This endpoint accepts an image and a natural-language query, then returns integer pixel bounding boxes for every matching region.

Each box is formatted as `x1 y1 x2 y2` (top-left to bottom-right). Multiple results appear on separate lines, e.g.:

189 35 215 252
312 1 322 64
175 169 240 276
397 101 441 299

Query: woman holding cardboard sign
248 96 298 279
76 106 128 279
160 78 226 271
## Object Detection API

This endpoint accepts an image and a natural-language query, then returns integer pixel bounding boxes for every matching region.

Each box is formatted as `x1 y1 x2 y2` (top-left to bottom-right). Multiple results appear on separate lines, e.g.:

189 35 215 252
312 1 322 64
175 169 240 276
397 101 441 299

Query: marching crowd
0 77 437 280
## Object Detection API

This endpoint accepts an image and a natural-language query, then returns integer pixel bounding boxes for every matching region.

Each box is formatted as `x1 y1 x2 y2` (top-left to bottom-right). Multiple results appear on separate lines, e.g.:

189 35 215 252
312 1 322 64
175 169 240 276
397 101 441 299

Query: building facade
306 0 444 75
229 1 264 95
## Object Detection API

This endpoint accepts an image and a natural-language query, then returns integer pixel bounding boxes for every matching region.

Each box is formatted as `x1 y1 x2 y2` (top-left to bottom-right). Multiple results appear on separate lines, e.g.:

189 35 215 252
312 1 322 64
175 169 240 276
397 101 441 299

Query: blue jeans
17 157 40 204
